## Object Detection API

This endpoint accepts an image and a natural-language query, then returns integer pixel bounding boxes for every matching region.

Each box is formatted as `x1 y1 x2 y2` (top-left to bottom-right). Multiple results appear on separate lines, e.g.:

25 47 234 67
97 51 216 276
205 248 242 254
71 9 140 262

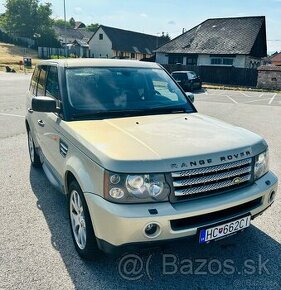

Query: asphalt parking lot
0 73 280 290
195 88 281 106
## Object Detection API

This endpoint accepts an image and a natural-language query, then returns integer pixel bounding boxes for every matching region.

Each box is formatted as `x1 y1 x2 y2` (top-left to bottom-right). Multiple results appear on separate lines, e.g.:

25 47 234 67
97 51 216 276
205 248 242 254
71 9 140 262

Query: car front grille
170 158 254 202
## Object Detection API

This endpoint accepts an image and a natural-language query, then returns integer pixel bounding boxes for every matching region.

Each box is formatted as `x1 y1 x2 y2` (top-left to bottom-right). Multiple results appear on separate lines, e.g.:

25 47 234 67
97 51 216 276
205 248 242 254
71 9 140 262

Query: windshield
65 67 195 119
187 71 198 79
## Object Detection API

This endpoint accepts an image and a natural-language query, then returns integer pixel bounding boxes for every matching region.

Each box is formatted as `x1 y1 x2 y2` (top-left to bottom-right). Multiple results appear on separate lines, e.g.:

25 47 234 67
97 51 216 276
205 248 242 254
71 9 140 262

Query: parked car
26 59 277 260
171 71 202 91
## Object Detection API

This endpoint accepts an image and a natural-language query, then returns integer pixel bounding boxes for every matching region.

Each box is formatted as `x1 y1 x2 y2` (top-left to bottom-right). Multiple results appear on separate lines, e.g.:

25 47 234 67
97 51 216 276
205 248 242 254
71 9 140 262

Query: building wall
156 52 169 64
245 56 262 69
88 27 113 58
197 54 247 68
113 50 151 60
156 53 251 68
257 69 281 89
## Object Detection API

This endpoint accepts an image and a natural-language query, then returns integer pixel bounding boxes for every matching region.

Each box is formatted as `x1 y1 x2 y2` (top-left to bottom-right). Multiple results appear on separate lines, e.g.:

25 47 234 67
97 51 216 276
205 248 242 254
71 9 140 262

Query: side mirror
32 96 59 113
185 92 194 103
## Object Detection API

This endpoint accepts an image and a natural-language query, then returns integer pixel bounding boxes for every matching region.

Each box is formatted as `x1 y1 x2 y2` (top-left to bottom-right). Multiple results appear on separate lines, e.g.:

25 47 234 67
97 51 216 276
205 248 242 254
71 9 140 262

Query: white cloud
140 13 148 18
168 20 176 25
74 7 83 15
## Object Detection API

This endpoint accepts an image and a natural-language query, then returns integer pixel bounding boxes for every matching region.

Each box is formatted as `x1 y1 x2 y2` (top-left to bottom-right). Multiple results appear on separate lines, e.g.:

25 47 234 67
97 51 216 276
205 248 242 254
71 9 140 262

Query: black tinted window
46 66 60 99
66 68 193 112
30 67 40 95
37 66 48 96
172 73 187 81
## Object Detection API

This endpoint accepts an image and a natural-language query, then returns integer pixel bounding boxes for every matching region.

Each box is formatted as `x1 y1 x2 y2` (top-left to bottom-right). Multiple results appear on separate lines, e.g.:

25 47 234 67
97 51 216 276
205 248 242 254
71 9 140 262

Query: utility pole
64 0 67 57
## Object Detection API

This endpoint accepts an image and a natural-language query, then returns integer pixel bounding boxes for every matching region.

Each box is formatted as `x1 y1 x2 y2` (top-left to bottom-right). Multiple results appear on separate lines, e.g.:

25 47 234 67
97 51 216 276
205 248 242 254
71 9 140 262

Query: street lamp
64 0 67 57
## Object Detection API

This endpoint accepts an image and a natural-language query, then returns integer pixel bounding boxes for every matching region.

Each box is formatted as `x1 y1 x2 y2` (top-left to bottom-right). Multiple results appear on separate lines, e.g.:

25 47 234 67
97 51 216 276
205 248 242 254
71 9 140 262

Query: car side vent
59 139 68 157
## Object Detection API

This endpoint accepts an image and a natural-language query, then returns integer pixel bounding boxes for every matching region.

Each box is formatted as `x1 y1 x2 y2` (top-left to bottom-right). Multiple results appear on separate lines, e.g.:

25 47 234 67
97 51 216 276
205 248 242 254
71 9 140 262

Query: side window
30 67 40 95
46 66 60 99
37 66 48 96
172 73 186 82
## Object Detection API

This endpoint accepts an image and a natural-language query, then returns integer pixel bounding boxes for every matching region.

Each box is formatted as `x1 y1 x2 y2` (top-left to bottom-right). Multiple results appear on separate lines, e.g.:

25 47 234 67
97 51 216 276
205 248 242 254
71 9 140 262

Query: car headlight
104 171 170 203
254 150 269 180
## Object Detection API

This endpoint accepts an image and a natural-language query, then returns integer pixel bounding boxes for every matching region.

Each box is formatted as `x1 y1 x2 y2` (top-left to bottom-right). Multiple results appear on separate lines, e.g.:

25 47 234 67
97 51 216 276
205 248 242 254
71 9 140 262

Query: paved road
195 88 281 106
0 73 280 290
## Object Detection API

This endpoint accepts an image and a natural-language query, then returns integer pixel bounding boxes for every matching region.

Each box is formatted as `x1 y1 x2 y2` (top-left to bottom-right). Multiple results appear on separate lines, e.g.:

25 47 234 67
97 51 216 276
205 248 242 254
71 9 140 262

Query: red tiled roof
271 53 281 62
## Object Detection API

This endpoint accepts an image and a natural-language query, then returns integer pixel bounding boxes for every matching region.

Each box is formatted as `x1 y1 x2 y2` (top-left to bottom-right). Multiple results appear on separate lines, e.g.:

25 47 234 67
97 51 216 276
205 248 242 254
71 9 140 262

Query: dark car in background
171 71 202 92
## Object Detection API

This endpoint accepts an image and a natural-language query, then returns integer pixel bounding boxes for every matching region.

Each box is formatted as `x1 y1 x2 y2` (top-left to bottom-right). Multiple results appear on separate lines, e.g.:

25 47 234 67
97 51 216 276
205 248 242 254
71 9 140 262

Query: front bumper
85 171 278 253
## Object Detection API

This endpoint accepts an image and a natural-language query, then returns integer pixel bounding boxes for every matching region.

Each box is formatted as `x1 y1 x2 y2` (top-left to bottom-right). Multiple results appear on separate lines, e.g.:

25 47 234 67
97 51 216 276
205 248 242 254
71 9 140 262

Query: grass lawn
0 42 40 73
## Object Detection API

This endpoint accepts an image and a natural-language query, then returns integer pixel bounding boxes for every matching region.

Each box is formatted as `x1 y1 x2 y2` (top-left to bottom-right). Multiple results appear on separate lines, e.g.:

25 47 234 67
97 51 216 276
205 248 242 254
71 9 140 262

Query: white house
155 16 267 69
88 25 167 60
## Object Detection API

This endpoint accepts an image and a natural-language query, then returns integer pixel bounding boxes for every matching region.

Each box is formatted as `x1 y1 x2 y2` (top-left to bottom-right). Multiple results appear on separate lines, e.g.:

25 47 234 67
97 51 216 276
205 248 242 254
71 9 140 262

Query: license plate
199 216 251 244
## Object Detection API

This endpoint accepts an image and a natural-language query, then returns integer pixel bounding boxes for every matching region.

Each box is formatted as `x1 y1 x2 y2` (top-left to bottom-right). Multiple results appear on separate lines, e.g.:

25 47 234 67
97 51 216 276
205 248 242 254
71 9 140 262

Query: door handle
28 108 33 113
37 120 45 127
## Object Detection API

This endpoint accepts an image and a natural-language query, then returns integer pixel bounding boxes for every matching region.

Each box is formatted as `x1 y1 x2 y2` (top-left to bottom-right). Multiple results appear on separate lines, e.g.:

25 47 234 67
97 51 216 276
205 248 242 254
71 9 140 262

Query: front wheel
68 181 100 260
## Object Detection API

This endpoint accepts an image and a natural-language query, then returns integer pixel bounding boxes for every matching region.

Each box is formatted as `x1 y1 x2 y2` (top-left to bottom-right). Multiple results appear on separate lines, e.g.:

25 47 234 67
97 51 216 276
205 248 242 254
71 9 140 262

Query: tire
68 180 100 260
27 130 41 168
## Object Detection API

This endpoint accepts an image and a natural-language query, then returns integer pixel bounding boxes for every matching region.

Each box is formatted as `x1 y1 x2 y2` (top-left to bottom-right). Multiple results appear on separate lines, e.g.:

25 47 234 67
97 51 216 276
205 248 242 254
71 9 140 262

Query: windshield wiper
71 109 148 119
148 107 187 114
71 107 191 120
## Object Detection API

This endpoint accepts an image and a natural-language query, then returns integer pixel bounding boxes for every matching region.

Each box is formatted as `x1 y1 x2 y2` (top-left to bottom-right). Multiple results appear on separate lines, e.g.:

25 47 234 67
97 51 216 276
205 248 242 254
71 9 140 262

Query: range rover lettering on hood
170 149 252 170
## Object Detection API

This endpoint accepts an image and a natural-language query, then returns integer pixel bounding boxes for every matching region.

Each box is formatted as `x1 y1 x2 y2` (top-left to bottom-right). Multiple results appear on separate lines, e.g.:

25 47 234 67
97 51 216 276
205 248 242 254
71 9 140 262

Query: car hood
62 113 266 173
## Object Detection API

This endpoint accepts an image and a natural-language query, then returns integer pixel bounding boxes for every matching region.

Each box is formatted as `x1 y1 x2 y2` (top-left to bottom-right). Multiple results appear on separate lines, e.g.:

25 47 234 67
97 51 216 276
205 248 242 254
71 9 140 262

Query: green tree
53 18 72 29
0 13 5 28
69 17 75 28
86 23 99 32
160 33 171 43
1 0 60 47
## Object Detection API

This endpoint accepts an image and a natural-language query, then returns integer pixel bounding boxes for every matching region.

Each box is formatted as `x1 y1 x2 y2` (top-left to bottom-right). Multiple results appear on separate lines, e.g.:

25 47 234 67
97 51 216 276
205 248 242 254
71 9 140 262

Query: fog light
109 188 124 199
144 223 160 238
268 191 276 203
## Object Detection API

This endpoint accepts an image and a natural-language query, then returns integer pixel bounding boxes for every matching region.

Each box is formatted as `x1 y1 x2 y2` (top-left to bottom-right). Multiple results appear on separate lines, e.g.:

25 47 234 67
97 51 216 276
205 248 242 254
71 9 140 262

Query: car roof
37 58 161 69
172 71 195 74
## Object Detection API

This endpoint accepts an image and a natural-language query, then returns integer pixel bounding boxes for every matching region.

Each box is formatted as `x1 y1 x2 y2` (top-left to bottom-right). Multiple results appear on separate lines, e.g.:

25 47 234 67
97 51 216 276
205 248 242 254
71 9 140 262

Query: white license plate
199 216 251 244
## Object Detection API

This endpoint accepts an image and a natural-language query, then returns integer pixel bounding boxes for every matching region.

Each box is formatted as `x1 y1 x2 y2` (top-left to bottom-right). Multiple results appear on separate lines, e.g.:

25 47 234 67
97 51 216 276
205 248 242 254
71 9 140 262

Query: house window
168 55 183 64
143 54 146 59
211 58 222 65
211 57 234 66
186 57 197 65
131 52 135 59
99 33 103 40
223 58 234 65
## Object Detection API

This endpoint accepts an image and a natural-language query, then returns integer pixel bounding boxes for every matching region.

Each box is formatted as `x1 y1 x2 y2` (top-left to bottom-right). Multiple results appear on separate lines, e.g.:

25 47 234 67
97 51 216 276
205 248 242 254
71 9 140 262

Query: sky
0 0 281 53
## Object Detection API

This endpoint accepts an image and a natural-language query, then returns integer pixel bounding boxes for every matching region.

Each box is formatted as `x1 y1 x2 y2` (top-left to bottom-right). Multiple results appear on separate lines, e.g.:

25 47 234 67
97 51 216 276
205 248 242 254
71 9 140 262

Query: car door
39 65 65 183
30 65 48 157
27 66 40 146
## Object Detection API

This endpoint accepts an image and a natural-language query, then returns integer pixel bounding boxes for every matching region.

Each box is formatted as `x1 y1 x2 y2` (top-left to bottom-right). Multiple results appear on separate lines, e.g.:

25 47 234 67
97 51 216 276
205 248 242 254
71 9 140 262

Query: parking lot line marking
0 113 25 118
259 93 264 98
268 93 277 105
226 95 238 104
240 92 252 98
244 98 272 104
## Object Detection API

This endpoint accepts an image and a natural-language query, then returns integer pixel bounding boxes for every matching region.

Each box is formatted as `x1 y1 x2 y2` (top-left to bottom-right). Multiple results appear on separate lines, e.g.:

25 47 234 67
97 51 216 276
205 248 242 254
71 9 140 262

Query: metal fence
163 64 258 87
38 47 67 59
